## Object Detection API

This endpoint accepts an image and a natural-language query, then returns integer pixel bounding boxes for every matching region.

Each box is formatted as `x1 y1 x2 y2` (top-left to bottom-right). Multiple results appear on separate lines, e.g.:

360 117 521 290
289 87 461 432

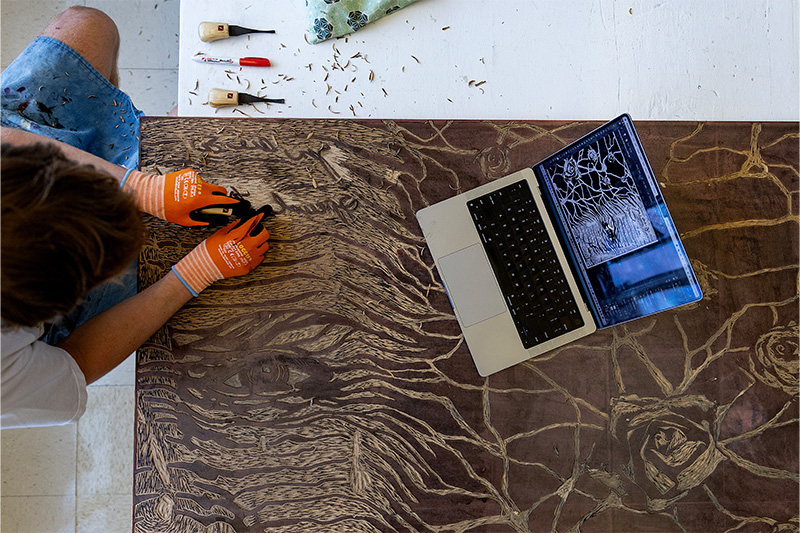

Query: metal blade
228 25 276 36
237 93 285 105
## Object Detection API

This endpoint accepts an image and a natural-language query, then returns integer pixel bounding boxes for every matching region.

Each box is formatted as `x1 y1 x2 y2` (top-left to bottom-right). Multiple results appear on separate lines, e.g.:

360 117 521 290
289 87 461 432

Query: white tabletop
178 0 799 121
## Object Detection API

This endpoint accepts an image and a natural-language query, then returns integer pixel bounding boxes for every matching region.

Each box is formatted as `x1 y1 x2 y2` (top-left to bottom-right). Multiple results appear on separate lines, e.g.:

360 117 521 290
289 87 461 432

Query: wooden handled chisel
200 203 273 218
199 22 275 42
208 88 285 108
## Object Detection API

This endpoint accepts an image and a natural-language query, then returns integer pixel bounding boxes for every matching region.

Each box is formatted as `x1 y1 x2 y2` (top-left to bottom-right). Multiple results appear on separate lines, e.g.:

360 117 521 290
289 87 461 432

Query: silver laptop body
416 115 702 376
417 168 597 376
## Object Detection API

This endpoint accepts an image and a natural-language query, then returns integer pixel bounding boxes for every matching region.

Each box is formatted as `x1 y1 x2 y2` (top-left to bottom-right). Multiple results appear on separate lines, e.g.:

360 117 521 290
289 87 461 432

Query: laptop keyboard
467 180 584 349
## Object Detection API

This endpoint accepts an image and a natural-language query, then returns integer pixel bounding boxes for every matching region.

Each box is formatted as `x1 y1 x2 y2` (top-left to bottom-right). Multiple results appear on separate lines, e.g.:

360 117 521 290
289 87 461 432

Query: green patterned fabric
306 0 420 43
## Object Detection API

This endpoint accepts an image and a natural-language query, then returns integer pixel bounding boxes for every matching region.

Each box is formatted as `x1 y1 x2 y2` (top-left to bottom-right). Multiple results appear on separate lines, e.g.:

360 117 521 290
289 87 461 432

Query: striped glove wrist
171 240 222 296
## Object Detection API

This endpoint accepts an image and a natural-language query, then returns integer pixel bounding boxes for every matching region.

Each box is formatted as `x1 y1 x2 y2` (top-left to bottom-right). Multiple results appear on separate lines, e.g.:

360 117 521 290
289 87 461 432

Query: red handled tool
193 55 271 67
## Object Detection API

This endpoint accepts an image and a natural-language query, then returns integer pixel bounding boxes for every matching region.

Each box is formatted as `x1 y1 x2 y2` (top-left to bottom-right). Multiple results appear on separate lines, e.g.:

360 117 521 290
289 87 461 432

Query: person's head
1 142 145 327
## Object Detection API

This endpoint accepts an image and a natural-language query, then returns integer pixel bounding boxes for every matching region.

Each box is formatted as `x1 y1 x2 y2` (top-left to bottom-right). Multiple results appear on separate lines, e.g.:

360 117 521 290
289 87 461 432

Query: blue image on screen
535 115 702 328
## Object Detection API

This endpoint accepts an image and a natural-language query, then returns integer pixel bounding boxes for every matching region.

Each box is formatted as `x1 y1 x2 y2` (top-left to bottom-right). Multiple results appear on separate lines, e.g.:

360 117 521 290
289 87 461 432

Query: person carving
0 7 269 428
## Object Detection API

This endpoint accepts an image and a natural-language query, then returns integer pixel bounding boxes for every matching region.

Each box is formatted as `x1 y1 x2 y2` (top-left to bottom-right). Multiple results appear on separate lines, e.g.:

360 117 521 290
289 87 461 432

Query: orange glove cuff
171 240 224 296
121 169 166 219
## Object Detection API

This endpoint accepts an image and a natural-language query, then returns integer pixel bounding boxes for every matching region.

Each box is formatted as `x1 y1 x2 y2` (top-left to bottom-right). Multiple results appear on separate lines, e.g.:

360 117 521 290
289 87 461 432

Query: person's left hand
121 168 245 226
171 213 270 296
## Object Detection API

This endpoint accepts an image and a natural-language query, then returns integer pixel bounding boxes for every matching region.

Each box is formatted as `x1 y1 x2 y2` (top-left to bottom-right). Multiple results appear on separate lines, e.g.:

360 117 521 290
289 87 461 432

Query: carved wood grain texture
134 118 799 533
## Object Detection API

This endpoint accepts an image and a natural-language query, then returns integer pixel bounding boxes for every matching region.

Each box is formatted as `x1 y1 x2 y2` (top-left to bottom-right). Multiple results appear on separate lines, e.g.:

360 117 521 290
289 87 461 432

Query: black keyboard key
467 180 584 349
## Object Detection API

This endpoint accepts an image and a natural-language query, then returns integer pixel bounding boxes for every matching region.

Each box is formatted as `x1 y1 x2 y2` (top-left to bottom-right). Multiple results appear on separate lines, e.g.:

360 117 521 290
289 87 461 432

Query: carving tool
198 199 250 218
238 204 274 220
199 207 237 216
200 202 273 221
199 22 275 42
193 55 271 67
208 88 285 108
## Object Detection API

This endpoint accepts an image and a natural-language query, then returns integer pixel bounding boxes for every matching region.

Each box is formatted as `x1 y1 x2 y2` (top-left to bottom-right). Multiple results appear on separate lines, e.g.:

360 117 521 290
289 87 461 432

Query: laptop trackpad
438 244 508 327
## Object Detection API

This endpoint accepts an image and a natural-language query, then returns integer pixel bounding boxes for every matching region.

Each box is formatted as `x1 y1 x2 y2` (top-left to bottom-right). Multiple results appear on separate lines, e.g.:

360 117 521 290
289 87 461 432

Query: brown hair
1 142 145 327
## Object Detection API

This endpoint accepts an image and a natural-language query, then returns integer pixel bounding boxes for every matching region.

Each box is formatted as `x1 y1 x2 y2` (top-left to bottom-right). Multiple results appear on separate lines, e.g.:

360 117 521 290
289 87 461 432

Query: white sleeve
1 325 88 428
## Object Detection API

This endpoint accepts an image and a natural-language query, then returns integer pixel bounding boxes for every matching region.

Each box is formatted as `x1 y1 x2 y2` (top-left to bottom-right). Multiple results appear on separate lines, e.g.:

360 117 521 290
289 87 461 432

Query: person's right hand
171 213 270 296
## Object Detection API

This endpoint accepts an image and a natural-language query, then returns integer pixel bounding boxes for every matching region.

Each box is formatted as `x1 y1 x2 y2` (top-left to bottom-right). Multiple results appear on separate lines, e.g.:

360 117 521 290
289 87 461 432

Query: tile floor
1 1 179 531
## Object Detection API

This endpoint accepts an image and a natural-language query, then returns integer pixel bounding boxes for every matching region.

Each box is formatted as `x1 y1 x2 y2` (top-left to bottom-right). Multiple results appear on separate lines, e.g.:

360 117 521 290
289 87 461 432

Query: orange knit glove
121 168 244 226
172 213 270 296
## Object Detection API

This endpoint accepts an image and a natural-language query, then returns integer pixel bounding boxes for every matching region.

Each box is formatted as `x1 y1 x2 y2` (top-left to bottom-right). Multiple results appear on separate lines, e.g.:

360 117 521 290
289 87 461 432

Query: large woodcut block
135 119 798 532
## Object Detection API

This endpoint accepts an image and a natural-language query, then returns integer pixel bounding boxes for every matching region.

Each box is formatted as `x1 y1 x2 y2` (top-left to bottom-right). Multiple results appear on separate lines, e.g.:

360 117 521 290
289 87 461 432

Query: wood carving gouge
200 202 273 220
200 199 252 217
199 22 275 42
208 88 285 108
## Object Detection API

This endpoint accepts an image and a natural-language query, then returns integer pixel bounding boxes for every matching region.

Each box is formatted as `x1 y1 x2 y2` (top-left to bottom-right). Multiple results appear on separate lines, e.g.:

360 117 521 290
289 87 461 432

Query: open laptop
416 114 702 376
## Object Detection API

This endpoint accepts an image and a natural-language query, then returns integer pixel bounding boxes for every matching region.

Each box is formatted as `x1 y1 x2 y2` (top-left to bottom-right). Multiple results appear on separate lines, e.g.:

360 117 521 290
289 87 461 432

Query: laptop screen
534 114 702 328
